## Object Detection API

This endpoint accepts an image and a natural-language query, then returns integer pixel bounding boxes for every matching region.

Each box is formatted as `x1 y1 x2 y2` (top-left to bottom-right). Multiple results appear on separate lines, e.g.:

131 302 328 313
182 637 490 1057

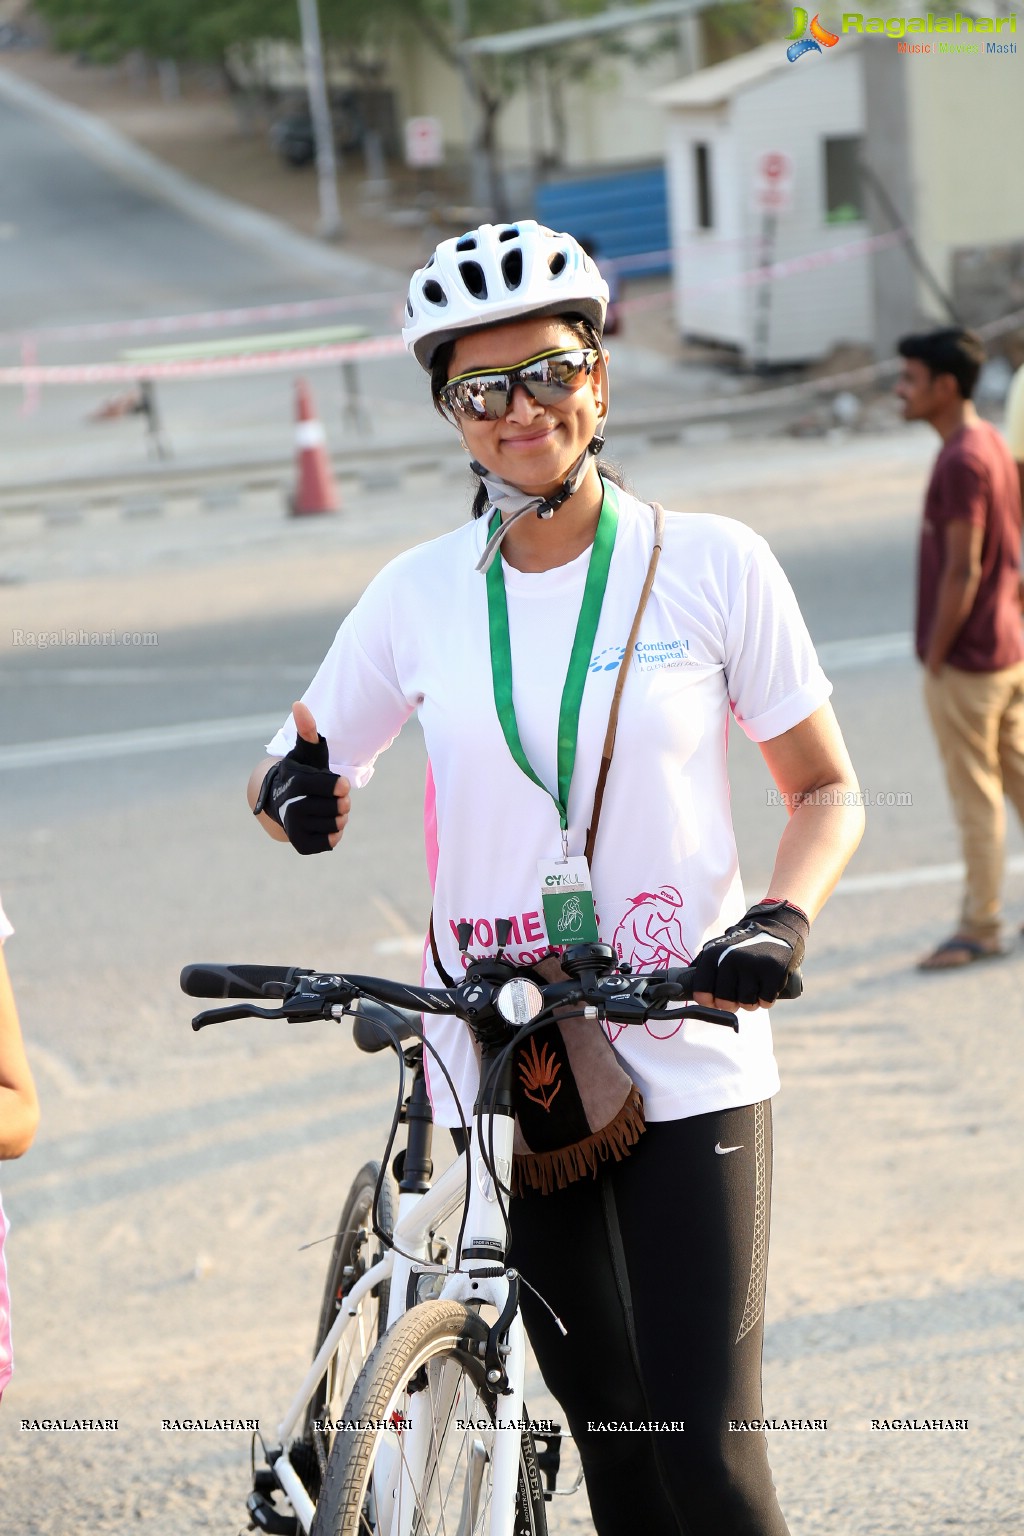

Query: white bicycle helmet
403 220 609 371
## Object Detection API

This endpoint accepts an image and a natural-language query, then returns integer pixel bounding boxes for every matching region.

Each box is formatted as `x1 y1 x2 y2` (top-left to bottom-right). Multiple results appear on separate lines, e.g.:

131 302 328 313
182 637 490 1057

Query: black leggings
505 1102 790 1536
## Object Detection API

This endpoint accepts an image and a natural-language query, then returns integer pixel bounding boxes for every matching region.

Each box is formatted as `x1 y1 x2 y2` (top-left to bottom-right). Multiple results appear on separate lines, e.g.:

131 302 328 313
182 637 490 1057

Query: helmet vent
548 250 568 277
405 299 414 318
456 236 478 252
459 260 487 298
422 279 447 307
498 226 519 242
500 249 523 290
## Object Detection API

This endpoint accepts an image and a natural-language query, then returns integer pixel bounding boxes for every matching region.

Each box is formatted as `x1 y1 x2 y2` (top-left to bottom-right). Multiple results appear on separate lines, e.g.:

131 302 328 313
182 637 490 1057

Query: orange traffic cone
289 378 340 517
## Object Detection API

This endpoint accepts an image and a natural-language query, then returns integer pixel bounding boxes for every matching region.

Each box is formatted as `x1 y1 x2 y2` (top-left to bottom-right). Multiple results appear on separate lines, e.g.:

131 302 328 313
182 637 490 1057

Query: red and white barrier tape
617 230 908 314
0 333 407 387
689 228 909 294
1 290 402 349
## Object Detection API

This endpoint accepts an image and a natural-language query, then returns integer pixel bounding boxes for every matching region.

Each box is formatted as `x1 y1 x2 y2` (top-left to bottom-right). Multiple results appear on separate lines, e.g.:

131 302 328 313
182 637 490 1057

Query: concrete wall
906 48 1024 322
389 24 689 195
861 46 922 358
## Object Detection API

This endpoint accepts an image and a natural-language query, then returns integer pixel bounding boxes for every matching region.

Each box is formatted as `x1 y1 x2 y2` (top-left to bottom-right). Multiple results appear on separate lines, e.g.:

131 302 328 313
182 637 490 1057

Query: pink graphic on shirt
421 761 440 1113
424 759 440 893
610 886 692 1041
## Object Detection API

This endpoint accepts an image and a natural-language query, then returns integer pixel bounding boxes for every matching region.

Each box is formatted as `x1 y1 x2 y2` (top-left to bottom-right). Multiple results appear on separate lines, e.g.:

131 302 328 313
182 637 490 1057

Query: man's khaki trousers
923 659 1024 941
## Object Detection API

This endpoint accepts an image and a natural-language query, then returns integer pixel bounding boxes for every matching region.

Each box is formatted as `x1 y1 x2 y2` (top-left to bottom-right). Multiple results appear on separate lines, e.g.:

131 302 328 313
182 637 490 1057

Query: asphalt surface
3 434 1024 1536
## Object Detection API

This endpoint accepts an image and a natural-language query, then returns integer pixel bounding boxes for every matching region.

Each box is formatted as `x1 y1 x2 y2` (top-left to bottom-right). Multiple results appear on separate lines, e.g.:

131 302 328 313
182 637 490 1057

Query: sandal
917 935 1007 971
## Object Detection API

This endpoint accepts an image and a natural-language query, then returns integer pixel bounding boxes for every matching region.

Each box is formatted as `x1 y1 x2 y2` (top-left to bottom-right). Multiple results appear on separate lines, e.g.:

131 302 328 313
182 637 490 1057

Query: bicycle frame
271 1079 525 1536
183 948 756 1535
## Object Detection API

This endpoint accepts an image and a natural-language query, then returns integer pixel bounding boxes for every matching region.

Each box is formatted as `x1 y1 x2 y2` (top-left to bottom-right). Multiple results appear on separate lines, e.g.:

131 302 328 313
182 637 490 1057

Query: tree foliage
34 0 657 67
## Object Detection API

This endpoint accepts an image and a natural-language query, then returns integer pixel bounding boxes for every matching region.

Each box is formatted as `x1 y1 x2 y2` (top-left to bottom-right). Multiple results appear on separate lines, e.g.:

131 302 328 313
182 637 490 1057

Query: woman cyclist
248 222 864 1535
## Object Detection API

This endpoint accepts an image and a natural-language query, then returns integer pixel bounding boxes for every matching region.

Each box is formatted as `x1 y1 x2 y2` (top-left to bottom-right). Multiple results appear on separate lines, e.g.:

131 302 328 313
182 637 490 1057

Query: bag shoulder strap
429 500 666 984
584 500 665 866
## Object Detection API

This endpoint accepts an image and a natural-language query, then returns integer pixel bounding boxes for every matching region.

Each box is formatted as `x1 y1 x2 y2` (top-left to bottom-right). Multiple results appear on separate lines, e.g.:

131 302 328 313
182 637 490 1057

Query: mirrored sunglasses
439 347 599 422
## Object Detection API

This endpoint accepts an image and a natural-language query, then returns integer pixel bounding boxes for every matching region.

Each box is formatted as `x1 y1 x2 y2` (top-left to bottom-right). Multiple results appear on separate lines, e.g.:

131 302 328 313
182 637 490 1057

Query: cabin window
694 142 714 229
824 136 865 223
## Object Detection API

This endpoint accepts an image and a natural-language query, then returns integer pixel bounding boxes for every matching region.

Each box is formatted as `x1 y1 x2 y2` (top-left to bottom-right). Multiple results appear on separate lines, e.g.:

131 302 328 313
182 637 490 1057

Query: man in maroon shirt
896 327 1024 968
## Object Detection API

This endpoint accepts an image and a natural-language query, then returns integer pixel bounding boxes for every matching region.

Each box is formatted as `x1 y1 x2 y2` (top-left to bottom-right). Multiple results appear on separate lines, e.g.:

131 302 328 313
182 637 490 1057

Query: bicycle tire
311 1299 547 1536
299 1161 398 1499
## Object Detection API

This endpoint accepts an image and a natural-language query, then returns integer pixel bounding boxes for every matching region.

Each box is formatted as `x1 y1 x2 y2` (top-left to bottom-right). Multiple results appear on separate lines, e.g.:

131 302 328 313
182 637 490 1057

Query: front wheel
311 1300 547 1536
298 1161 397 1499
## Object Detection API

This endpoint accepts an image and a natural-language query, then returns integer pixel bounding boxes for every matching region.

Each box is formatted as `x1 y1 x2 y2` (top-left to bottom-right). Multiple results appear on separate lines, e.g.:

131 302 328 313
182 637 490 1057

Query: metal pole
450 0 490 209
752 209 777 372
298 0 342 240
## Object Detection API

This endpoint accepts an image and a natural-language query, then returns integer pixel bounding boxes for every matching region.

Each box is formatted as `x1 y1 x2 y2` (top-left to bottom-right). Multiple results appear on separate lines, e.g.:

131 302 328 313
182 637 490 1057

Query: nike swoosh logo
715 1142 743 1155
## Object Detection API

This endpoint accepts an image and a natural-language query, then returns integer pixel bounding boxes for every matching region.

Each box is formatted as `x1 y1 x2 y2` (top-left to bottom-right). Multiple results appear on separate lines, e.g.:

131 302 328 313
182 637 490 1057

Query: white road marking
816 633 912 671
373 936 428 956
834 855 1024 896
0 714 280 770
0 665 312 685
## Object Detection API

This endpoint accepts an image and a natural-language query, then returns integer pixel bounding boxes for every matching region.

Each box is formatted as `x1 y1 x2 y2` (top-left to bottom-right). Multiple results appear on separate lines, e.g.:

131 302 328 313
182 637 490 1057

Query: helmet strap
472 434 605 574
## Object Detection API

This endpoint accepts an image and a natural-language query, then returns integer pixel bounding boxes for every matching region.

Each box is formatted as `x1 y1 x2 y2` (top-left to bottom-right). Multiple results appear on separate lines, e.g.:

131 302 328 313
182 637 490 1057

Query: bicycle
182 939 800 1536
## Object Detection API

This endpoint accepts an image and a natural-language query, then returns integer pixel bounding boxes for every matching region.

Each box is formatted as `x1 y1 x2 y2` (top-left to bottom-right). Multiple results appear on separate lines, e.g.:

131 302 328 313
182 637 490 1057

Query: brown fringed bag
507 953 646 1195
430 503 665 1195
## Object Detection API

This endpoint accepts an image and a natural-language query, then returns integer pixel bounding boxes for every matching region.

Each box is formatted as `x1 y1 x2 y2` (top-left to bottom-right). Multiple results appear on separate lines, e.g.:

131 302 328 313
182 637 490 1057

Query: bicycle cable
337 998 474 1271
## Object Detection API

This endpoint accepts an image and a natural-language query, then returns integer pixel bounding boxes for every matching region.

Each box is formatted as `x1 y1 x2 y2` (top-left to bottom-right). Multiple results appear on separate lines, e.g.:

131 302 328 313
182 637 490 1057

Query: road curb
0 440 465 516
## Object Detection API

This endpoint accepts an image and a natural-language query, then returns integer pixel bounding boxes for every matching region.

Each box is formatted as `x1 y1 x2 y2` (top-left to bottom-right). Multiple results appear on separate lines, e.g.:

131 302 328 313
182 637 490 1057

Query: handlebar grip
660 964 804 1002
179 962 311 1000
779 967 803 1000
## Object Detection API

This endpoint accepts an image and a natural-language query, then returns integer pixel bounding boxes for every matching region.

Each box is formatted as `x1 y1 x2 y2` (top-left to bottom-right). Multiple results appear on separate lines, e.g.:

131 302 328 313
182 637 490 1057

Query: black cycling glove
691 899 808 1006
254 731 341 856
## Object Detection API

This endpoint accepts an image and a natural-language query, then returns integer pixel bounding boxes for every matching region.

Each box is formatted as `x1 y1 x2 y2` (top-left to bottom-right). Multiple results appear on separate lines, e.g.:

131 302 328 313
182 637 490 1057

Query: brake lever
678 1004 739 1032
191 1003 288 1031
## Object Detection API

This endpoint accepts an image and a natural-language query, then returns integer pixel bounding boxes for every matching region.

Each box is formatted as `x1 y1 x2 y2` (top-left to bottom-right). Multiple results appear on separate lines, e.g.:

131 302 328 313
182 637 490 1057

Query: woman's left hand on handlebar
690 899 808 1012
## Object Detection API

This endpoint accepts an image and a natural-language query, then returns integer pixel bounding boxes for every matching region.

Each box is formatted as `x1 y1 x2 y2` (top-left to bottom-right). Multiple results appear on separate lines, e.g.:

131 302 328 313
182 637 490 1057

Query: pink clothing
0 896 15 1400
0 1194 12 1401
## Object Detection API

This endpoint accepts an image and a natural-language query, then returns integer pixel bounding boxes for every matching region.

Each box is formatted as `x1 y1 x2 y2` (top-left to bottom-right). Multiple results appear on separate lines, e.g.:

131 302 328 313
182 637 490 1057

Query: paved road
1 435 1022 1532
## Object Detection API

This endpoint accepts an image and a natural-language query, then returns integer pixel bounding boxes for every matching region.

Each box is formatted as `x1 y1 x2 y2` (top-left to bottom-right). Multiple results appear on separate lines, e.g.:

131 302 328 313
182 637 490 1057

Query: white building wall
665 110 746 344
390 27 688 180
905 49 1024 319
556 33 693 168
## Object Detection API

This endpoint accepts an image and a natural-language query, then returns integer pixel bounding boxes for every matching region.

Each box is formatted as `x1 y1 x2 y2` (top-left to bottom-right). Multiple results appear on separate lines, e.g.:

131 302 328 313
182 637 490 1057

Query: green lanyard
486 481 619 841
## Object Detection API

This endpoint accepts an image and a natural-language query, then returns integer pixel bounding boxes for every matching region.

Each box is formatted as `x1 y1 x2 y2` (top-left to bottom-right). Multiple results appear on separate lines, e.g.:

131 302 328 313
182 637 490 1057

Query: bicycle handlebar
182 950 803 1036
180 962 314 1000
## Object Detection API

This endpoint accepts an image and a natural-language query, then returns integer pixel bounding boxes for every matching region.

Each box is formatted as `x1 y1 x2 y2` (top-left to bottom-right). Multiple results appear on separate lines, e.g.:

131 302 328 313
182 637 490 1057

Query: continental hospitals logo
786 8 840 61
786 9 1018 59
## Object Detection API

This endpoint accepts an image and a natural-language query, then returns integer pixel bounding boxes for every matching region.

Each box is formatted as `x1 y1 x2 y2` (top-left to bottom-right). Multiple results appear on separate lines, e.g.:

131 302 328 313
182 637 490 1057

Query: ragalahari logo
786 7 840 60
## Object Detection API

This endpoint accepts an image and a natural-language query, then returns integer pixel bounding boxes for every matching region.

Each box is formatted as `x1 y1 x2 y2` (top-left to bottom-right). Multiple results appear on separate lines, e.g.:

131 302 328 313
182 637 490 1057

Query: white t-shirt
0 901 11 943
267 485 832 1126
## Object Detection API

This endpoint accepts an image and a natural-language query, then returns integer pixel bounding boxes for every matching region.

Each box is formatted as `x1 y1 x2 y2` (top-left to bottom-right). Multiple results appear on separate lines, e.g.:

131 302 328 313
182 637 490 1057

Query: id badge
538 855 600 945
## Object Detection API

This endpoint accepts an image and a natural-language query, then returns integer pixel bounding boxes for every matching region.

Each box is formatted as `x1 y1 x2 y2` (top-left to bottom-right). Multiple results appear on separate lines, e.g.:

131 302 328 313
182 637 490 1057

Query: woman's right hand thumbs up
257 703 351 853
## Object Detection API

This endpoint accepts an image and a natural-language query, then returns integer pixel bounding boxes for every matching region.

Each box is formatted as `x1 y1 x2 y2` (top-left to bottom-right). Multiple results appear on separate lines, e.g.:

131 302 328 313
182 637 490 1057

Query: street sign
753 150 794 212
405 116 444 168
